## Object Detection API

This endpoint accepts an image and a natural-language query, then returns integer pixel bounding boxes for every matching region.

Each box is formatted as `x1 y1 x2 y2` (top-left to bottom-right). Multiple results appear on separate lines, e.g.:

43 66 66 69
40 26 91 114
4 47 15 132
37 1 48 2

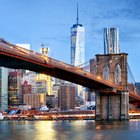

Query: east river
0 120 140 140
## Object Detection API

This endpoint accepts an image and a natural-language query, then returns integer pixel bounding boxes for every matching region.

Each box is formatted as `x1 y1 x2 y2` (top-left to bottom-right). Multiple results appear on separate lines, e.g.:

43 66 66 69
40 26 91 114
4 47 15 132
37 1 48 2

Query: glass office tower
70 5 85 99
71 5 85 66
104 28 120 54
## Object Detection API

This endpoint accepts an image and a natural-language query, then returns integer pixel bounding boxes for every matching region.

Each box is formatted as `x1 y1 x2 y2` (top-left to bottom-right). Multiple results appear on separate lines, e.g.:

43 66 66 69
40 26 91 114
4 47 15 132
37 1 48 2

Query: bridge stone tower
92 53 129 120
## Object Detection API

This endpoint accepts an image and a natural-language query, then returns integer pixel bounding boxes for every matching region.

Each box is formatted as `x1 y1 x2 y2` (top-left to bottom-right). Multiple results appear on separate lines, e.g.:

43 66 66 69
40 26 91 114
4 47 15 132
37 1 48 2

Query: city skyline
0 0 140 81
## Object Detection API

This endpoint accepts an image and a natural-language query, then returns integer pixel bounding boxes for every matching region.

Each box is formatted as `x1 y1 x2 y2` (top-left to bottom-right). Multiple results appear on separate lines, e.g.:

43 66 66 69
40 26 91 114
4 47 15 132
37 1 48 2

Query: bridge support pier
95 92 129 121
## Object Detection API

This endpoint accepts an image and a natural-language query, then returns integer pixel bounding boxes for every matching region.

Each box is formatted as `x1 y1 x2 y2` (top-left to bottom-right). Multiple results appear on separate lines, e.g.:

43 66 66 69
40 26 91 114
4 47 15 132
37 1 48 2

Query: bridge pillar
95 91 129 120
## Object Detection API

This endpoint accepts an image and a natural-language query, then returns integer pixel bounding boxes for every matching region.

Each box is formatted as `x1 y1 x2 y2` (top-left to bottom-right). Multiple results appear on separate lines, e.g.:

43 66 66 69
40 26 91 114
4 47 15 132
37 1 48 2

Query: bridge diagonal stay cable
77 56 111 69
127 63 136 84
75 60 90 67
95 57 111 66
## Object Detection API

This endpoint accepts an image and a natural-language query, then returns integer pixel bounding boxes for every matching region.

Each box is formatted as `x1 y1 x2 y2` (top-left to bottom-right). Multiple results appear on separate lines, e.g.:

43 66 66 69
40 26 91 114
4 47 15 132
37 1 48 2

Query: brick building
23 93 46 109
58 83 76 110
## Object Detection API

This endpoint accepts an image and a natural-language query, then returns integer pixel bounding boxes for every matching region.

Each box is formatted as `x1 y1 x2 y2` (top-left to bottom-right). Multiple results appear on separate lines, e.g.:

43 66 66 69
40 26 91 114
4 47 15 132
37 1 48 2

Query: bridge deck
0 39 140 101
0 43 117 90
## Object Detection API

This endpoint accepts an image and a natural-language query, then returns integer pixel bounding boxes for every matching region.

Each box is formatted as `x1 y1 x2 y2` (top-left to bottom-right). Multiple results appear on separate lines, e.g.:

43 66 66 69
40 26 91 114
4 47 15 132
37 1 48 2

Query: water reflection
35 121 56 140
129 119 140 130
95 121 129 130
0 120 140 140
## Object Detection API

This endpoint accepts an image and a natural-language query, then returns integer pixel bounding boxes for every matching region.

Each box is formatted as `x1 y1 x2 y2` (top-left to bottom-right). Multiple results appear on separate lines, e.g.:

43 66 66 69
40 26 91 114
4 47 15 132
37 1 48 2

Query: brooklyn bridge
0 38 139 120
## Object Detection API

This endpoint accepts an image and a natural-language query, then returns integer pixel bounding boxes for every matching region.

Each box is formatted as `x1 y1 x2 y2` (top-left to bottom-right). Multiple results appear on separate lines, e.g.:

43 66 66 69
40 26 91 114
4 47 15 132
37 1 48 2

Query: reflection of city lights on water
130 119 140 122
94 133 112 140
96 125 101 130
35 121 56 140
129 120 139 130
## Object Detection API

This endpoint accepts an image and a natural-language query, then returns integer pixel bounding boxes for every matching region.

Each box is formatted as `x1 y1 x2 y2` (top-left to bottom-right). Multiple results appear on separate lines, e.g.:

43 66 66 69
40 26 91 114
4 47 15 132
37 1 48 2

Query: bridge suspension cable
75 60 90 67
76 56 111 68
127 63 136 84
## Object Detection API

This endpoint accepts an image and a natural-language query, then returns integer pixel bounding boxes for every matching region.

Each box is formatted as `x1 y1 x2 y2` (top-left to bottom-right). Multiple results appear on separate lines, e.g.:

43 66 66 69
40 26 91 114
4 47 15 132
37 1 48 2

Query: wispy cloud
87 0 140 20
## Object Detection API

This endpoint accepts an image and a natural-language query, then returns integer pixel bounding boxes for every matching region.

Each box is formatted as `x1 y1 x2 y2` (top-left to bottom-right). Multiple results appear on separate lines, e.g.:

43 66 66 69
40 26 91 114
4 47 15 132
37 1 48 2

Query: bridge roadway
0 40 140 102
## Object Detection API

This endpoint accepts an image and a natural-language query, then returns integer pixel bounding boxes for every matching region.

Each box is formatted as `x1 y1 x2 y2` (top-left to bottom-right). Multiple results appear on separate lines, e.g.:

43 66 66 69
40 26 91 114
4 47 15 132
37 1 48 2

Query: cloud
85 0 140 42
86 0 140 20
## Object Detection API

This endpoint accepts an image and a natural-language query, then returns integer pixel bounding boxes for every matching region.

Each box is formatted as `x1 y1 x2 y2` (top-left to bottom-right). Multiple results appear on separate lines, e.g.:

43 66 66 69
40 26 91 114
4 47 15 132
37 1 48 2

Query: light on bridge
97 76 101 79
44 57 48 62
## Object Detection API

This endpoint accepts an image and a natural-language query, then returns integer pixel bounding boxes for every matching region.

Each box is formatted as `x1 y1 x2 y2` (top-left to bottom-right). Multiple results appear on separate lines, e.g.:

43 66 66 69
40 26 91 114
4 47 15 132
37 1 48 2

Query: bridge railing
0 42 45 64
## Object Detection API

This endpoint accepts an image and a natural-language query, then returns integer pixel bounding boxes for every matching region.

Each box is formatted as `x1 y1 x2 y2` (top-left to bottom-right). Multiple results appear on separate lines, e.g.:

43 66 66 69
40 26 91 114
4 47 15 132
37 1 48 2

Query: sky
0 0 140 81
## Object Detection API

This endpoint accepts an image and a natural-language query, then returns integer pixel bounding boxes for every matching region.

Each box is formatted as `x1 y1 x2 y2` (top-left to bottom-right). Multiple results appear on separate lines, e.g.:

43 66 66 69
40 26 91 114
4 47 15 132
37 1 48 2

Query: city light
97 76 101 79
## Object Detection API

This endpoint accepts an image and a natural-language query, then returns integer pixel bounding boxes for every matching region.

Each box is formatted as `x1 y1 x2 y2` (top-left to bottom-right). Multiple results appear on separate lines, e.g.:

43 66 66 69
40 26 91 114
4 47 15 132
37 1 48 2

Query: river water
0 119 140 140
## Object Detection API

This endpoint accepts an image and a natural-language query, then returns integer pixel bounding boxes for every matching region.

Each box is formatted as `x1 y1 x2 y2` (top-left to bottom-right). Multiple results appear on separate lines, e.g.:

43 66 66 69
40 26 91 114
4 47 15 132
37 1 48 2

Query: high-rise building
104 28 120 54
23 93 46 109
22 80 32 94
22 71 36 93
71 5 85 99
71 4 85 66
35 73 52 95
8 70 23 106
36 45 52 95
0 67 8 110
58 83 76 110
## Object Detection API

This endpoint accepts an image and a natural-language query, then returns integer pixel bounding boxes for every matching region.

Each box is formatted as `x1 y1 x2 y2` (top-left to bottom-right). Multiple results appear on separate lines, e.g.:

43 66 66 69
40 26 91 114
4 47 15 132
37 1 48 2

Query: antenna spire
76 3 79 25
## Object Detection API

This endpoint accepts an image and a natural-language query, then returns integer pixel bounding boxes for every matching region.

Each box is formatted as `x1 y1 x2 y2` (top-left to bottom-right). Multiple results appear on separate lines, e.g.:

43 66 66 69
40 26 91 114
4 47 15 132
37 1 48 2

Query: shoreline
1 117 95 121
0 115 140 121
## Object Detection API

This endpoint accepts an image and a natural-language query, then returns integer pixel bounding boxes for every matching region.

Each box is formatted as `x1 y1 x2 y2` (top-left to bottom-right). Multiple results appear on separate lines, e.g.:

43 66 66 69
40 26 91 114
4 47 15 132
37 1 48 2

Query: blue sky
0 0 140 81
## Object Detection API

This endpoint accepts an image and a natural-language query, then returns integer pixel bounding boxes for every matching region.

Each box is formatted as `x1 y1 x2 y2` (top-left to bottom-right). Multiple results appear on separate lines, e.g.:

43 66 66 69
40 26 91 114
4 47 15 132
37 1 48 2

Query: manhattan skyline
0 0 140 81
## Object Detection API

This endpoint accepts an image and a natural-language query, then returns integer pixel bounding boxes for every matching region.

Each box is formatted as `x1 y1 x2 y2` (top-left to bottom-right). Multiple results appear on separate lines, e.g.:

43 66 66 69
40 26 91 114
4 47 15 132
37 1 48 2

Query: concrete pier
95 92 129 120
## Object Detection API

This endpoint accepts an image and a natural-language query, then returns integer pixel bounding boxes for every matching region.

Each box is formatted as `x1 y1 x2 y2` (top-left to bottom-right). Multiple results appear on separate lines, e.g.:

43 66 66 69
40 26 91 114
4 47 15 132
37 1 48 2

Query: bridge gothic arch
103 64 110 81
114 64 121 84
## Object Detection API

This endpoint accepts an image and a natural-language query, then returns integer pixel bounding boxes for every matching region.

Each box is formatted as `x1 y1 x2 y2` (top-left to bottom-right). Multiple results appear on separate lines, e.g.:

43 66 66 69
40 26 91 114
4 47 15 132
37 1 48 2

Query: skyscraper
37 44 52 95
8 70 22 106
71 4 85 66
70 4 85 99
0 67 8 110
104 28 120 54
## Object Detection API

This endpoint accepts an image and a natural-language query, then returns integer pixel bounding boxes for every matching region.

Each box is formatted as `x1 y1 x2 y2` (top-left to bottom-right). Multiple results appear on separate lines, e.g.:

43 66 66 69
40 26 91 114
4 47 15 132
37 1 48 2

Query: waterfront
0 120 140 140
